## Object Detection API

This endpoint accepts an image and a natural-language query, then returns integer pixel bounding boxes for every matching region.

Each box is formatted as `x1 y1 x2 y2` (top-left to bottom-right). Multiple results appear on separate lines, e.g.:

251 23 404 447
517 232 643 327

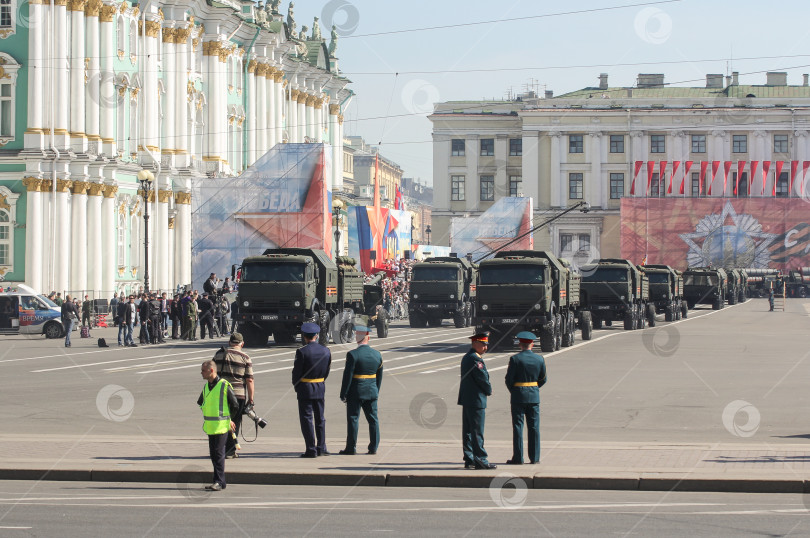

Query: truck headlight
413 294 418 299
294 300 301 307
620 296 625 300
481 304 489 311
449 294 455 299
534 303 542 310
243 300 250 307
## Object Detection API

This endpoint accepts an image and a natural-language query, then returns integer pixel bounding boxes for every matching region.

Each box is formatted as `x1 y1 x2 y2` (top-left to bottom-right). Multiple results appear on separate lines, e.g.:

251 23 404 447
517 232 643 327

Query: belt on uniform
300 378 325 383
353 374 376 379
513 382 538 387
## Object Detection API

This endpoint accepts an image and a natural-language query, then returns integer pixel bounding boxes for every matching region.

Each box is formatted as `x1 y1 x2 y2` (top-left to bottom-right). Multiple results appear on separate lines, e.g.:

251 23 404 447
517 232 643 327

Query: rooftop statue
287 1 296 36
311 16 322 40
328 24 338 56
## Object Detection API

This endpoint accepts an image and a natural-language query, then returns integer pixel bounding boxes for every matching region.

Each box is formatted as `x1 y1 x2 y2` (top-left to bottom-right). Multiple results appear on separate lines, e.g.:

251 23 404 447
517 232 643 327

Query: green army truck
474 250 590 352
784 267 810 298
233 249 366 347
408 256 476 328
579 259 654 330
725 269 746 305
640 264 688 321
683 267 727 310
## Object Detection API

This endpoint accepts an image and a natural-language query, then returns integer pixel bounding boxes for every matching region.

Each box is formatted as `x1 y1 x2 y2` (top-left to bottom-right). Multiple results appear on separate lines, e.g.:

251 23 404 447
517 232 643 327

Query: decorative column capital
174 191 192 205
329 103 340 115
794 130 809 138
71 181 90 194
87 182 105 196
144 20 161 38
305 95 317 107
256 62 269 77
629 130 644 138
137 189 156 202
202 40 222 57
102 184 118 198
68 0 87 11
297 93 308 104
175 26 193 43
273 71 284 83
247 60 258 74
22 177 42 192
711 129 727 138
168 217 176 229
162 27 176 44
99 4 116 22
548 131 562 138
290 89 300 100
55 179 73 193
158 189 173 203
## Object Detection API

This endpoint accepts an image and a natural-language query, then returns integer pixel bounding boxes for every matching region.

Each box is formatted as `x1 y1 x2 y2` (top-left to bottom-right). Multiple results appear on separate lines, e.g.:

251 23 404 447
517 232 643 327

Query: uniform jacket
340 344 383 401
457 349 492 408
186 300 198 320
198 297 214 320
170 300 181 320
81 300 92 315
292 341 332 400
504 349 547 405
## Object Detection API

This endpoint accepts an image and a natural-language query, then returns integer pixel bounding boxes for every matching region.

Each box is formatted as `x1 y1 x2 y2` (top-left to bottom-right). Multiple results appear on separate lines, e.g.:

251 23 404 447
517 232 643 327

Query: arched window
117 16 126 55
129 20 137 60
235 57 243 93
0 209 10 266
117 211 126 267
116 86 126 155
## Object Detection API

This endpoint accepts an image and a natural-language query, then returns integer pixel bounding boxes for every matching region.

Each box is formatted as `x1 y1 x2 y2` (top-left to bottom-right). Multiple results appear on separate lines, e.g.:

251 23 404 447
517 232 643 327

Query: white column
175 193 191 287
247 61 257 163
70 182 89 292
274 72 284 144
522 132 539 203
256 64 267 155
267 71 276 150
54 1 69 148
54 182 71 294
794 131 808 197
167 212 176 291
162 27 176 158
69 3 86 153
157 189 170 291
205 40 227 161
99 6 115 156
298 95 307 142
84 3 100 148
23 179 43 291
87 184 103 294
550 132 561 207
289 89 299 143
174 26 190 167
329 105 340 191
26 3 46 147
142 19 160 156
315 99 324 143
630 131 645 197
306 97 315 140
588 132 602 209
101 185 117 295
711 130 726 197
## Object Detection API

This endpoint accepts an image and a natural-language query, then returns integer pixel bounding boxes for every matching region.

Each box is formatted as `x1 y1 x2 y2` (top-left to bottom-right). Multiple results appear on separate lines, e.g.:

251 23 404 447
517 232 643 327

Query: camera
244 403 267 429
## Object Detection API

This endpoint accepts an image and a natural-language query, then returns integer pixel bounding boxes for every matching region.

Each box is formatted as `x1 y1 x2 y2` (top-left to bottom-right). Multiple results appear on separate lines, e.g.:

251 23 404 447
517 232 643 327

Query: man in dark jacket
338 319 383 455
504 332 547 465
139 296 151 344
81 295 92 327
117 299 129 346
61 295 79 347
198 292 216 339
110 293 119 326
149 294 164 344
170 294 182 339
292 322 332 458
457 332 496 470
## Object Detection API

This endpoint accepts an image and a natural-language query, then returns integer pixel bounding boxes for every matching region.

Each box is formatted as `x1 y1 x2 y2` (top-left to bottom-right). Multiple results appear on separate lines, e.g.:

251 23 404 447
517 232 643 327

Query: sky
292 0 810 186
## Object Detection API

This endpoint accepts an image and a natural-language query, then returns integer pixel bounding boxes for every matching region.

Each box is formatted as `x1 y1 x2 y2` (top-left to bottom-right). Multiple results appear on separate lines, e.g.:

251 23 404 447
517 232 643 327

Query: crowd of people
368 258 416 320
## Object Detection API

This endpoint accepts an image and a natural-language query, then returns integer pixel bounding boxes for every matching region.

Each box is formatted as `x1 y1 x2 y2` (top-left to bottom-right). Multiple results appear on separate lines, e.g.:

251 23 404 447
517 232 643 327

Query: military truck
784 267 810 298
744 268 780 297
640 264 688 321
579 259 654 330
725 269 745 305
232 249 366 347
474 250 590 352
683 267 727 310
408 256 476 328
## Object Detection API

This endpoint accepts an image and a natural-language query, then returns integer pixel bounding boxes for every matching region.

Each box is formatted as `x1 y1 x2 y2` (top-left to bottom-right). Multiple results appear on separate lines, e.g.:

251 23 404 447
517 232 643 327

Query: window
0 83 11 137
650 173 664 197
480 175 494 201
774 134 789 153
451 139 465 156
117 212 126 267
451 175 465 201
732 134 747 153
569 135 583 153
578 234 591 252
735 173 749 197
509 175 522 197
610 173 624 199
569 173 583 199
691 135 706 153
560 233 573 253
0 0 11 28
776 172 789 197
0 209 8 265
609 135 624 153
691 172 701 197
480 138 494 156
509 138 522 156
129 20 137 58
650 135 665 153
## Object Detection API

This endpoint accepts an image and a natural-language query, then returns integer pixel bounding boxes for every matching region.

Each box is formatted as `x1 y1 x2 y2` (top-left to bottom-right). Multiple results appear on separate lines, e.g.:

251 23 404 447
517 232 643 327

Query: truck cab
580 259 653 330
683 267 728 310
408 256 476 328
640 264 688 321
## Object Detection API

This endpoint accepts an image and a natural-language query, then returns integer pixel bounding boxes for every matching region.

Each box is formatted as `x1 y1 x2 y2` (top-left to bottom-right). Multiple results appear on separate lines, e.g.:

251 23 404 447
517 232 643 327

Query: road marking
30 348 213 373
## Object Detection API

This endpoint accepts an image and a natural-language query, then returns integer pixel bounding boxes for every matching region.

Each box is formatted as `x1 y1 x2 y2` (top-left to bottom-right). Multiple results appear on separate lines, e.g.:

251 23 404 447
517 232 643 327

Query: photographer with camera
197 360 238 491
212 332 254 458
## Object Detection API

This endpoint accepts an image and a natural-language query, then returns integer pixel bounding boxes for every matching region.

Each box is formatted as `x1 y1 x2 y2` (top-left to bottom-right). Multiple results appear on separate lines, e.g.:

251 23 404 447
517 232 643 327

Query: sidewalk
5 434 810 493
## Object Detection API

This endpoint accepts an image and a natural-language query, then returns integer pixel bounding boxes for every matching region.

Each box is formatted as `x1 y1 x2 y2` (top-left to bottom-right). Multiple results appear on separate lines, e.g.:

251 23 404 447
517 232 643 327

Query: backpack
80 326 91 338
98 337 109 347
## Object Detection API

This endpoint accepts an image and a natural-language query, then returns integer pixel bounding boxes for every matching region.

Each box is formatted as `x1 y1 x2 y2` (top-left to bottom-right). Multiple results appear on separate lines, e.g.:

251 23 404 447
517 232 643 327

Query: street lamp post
425 224 431 245
137 169 155 294
332 199 344 260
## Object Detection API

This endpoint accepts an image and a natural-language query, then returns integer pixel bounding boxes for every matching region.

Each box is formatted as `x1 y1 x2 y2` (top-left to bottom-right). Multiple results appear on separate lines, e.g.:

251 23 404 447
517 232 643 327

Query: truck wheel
580 311 593 341
593 317 603 330
409 312 421 328
728 293 736 306
554 314 562 351
605 319 612 327
376 316 389 338
318 311 330 345
338 319 355 344
712 298 721 310
646 304 657 327
681 302 688 318
44 321 64 339
453 311 466 328
539 326 555 352
562 312 574 347
665 307 673 322
465 303 473 327
801 287 807 298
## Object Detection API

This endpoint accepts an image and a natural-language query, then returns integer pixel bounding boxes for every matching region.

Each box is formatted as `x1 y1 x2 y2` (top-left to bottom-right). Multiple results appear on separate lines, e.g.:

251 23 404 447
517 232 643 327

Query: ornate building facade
0 0 351 296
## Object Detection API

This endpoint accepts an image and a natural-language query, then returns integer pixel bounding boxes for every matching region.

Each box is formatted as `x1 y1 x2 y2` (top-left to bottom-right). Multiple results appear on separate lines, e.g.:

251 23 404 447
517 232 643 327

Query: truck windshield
479 266 544 284
412 267 458 281
685 274 716 286
582 268 628 282
646 273 670 284
241 262 305 282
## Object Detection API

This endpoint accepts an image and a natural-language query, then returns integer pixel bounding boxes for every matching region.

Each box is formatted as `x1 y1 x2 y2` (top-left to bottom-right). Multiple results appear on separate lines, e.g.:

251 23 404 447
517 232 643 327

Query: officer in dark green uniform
338 317 383 455
504 331 547 465
457 332 496 470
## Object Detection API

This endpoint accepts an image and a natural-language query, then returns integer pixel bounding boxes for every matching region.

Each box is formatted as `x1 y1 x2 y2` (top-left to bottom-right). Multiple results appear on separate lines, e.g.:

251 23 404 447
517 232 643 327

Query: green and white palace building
0 0 351 297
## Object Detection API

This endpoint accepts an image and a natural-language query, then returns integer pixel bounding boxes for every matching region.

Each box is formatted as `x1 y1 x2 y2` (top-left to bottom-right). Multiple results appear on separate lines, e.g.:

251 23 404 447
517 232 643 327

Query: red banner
709 161 720 195
723 161 732 195
749 161 759 192
803 161 810 198
659 161 668 196
681 161 693 195
621 198 810 271
699 161 709 194
735 161 746 196
670 161 680 195
774 161 785 196
762 161 771 195
631 160 643 195
791 160 799 195
646 161 655 195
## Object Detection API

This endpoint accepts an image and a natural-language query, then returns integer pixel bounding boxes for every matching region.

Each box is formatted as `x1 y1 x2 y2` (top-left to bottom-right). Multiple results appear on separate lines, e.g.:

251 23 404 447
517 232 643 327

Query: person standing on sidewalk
197 360 238 492
212 332 254 459
292 322 331 458
81 295 92 327
170 294 182 339
504 331 547 465
186 292 199 341
338 319 383 455
458 332 496 470
61 295 79 347
769 288 775 311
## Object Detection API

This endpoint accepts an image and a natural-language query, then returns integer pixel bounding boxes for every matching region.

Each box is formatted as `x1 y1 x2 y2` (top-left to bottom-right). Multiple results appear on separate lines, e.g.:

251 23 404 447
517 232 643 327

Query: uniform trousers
207 432 228 487
461 406 489 466
345 398 379 453
200 315 216 339
298 399 327 455
510 402 540 463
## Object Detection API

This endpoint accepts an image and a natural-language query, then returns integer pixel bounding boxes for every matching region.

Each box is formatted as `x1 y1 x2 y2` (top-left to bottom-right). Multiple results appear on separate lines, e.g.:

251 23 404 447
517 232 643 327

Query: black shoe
338 449 356 455
225 452 238 459
317 449 330 456
129 343 138 347
205 483 223 491
505 459 523 465
300 452 317 458
529 460 538 464
464 461 475 469
475 462 497 470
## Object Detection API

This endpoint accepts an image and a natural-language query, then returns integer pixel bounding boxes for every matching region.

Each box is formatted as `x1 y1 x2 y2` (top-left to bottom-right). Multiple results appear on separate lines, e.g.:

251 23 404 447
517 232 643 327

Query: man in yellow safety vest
198 359 238 491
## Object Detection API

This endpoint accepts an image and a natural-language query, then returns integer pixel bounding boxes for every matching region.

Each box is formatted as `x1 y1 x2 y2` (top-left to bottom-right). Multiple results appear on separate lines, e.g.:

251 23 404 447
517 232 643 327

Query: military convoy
725 269 747 305
473 250 591 352
640 264 688 321
683 267 727 310
578 259 656 330
232 248 386 347
408 256 476 328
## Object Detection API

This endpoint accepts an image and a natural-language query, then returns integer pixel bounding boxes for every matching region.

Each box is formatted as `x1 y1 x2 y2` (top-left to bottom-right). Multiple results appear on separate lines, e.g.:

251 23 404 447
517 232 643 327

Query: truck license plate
596 306 611 310
426 304 439 308
261 315 278 320
501 318 519 324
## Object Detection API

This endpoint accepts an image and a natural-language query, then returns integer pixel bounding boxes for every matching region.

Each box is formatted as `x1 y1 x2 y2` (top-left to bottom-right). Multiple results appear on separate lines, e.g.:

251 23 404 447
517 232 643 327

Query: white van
0 284 66 338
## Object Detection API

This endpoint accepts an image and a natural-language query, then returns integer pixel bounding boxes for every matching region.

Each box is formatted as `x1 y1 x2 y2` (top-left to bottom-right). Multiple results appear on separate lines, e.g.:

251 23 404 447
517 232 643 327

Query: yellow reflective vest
201 378 232 435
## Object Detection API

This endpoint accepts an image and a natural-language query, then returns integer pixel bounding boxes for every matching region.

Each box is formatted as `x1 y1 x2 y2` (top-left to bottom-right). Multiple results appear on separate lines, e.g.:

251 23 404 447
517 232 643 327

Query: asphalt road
1 480 809 537
4 297 810 447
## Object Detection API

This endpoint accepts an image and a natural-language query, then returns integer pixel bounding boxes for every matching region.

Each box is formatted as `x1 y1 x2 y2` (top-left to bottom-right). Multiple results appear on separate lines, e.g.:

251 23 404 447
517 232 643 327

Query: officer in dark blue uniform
458 332 496 470
292 322 332 458
504 331 547 465
339 318 383 455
